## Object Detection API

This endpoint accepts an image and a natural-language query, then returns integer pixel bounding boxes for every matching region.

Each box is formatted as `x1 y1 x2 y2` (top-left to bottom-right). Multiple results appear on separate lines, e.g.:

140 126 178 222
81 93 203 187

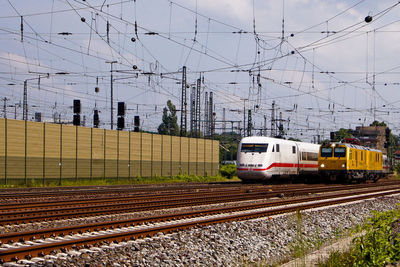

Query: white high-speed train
236 136 320 181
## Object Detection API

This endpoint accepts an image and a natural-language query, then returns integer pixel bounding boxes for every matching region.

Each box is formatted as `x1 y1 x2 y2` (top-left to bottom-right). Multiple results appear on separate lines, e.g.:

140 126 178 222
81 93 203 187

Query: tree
214 132 241 162
157 100 180 136
333 128 352 142
370 121 387 127
288 137 302 142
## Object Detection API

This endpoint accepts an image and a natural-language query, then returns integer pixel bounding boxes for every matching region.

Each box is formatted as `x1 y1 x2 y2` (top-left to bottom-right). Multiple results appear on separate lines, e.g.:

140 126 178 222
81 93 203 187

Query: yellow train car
318 142 383 182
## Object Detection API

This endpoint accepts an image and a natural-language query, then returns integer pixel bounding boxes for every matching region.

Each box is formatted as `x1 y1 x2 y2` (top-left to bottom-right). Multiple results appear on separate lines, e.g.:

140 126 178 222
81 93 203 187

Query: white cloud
0 52 49 74
193 0 253 23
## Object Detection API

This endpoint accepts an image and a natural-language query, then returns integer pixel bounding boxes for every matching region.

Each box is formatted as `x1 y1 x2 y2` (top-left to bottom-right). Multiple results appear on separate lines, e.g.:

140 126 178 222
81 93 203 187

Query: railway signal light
73 99 81 114
73 114 80 126
117 116 124 130
93 110 99 128
118 102 125 116
134 115 140 132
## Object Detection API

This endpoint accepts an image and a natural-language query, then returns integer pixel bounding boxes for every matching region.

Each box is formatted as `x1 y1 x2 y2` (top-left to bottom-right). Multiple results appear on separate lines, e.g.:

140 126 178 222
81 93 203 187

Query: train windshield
334 147 346 157
321 147 333 157
241 143 268 153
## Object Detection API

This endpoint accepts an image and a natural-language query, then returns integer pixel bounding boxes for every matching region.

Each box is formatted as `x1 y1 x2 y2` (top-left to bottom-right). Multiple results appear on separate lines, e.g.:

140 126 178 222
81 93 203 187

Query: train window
276 144 280 152
254 144 268 153
240 143 268 153
241 144 254 153
321 147 332 157
292 146 296 154
334 147 346 157
308 153 318 161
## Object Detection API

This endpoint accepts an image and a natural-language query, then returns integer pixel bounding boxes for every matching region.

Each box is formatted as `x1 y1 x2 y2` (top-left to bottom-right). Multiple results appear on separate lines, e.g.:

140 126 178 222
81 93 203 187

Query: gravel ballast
3 195 400 267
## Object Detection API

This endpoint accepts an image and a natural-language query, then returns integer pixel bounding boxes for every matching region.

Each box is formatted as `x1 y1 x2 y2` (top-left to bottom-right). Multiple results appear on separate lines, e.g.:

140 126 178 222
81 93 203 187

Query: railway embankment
2 194 397 266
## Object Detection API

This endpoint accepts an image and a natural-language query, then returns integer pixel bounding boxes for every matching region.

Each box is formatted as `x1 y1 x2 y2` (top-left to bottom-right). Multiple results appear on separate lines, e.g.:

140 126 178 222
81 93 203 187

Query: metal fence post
211 139 214 176
103 129 106 179
196 138 198 176
151 134 153 178
117 130 119 181
4 118 7 184
24 119 27 184
75 126 78 181
204 138 206 177
161 134 163 177
170 135 172 178
59 124 62 185
140 131 142 178
128 131 131 180
43 122 45 185
90 127 93 180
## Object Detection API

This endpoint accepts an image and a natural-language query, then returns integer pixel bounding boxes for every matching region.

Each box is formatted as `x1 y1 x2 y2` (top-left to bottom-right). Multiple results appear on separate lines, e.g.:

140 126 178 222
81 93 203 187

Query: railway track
0 180 394 201
0 185 399 263
1 181 399 225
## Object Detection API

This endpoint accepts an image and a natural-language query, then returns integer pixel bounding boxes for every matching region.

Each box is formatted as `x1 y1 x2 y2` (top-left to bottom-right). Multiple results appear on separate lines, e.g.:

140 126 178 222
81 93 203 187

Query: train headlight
320 164 325 168
341 164 346 168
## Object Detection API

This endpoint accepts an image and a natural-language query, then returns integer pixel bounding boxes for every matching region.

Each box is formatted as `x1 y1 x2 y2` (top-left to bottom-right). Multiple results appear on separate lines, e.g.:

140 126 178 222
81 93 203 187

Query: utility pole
222 108 226 134
271 101 275 137
264 115 267 136
23 80 27 120
242 99 248 137
106 60 117 129
23 74 49 121
2 97 8 118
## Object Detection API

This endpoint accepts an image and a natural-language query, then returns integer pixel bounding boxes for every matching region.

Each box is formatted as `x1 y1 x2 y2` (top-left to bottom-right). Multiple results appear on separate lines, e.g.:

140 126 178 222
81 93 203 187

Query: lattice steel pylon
209 92 214 137
190 85 196 137
271 100 275 137
195 78 201 137
247 109 252 137
204 92 209 136
180 66 187 136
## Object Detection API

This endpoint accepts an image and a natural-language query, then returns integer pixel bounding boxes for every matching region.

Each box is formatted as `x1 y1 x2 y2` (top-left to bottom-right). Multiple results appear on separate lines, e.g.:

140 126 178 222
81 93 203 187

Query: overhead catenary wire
1 0 400 136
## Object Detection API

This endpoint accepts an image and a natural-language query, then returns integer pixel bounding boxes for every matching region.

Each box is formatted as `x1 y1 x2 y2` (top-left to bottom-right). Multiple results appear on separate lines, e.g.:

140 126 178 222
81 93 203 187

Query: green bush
220 164 236 179
350 209 400 266
319 208 400 267
394 163 400 175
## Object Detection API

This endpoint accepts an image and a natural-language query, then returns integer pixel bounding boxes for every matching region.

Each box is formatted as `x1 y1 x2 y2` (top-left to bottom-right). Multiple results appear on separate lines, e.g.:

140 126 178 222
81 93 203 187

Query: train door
292 143 301 175
275 142 281 175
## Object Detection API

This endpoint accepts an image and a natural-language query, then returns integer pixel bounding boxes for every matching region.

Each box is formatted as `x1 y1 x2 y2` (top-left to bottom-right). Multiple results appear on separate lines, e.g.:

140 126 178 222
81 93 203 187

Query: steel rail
1 183 399 226
1 188 399 263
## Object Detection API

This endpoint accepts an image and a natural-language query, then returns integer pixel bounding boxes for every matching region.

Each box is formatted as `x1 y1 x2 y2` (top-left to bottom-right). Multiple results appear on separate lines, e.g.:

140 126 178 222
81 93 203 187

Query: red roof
394 150 400 155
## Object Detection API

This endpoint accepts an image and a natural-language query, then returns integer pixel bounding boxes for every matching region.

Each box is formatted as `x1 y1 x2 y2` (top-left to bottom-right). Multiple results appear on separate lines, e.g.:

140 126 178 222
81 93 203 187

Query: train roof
328 142 382 153
240 136 294 144
240 136 320 148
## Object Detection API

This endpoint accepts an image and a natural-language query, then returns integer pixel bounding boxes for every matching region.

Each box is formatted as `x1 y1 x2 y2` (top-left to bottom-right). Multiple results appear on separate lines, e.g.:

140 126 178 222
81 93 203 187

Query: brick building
353 125 388 155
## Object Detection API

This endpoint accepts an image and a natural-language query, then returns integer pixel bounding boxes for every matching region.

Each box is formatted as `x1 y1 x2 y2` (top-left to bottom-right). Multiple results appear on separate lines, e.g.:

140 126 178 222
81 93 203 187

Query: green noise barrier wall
0 118 219 184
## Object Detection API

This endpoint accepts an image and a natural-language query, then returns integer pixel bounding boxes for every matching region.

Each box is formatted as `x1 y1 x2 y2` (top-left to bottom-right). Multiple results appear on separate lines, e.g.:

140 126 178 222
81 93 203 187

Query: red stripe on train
237 163 318 171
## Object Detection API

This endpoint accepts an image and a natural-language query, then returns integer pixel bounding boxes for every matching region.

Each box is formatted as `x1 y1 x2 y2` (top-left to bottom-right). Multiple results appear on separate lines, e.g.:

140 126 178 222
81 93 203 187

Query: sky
1 0 400 142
